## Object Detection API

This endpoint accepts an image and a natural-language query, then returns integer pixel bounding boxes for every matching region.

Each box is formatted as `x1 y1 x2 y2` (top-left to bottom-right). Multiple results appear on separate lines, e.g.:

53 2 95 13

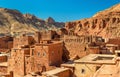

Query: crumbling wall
0 66 7 74
0 56 7 62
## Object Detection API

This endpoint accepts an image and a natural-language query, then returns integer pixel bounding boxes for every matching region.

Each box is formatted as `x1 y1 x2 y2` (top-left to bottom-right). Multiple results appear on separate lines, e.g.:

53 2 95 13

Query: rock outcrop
65 4 120 38
46 17 55 23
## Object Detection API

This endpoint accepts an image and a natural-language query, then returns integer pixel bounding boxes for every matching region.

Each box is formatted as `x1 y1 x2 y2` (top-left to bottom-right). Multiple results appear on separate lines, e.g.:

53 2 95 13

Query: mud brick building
0 36 13 50
8 47 30 77
29 40 63 73
13 34 35 48
8 40 63 77
93 51 120 77
74 54 116 77
34 32 41 43
62 32 105 60
34 30 60 43
88 46 100 54
93 63 120 77
105 38 120 54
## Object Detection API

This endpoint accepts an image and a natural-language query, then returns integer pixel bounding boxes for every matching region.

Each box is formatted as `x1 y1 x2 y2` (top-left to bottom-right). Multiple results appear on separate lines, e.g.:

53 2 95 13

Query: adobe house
8 47 30 77
31 40 63 73
8 32 63 76
88 45 100 54
13 34 35 48
62 33 105 60
93 56 120 77
105 38 120 54
34 32 41 43
34 30 60 43
93 63 120 77
74 54 116 77
92 36 104 43
63 34 90 59
0 36 13 49
106 44 119 54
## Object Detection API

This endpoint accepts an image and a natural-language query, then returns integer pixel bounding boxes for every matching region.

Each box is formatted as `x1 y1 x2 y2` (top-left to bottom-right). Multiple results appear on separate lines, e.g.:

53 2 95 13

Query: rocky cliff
65 4 120 38
0 8 64 35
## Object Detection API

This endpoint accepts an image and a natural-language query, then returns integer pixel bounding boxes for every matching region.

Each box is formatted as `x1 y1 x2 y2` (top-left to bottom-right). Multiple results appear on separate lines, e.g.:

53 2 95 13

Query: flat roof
115 50 120 53
0 54 8 56
74 54 116 64
106 44 118 46
42 68 69 76
93 63 120 77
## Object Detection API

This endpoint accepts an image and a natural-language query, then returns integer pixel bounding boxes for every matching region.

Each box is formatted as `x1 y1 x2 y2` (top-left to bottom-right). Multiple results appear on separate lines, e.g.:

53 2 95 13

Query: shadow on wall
62 42 70 62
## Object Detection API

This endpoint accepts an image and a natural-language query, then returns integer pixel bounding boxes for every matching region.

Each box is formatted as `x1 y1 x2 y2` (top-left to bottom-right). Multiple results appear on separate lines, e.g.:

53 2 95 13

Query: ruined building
8 31 63 77
62 31 105 60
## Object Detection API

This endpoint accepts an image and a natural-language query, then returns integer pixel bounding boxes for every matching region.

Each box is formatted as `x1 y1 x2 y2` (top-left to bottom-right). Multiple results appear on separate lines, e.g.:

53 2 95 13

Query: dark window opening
32 49 34 56
118 53 120 56
84 47 87 51
81 69 85 74
38 52 40 56
43 52 46 56
96 66 100 71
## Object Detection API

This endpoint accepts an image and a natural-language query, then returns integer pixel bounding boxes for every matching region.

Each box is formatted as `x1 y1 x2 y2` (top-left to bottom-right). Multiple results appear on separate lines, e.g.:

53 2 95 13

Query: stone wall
63 35 92 59
48 42 63 66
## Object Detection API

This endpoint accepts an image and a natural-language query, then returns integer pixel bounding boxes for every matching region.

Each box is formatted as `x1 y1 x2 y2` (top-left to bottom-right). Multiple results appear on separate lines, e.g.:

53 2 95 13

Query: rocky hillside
65 4 120 38
0 8 64 35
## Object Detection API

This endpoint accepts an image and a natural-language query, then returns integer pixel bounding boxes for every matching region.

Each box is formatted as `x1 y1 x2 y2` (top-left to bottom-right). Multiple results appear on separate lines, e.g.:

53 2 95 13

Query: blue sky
0 0 119 22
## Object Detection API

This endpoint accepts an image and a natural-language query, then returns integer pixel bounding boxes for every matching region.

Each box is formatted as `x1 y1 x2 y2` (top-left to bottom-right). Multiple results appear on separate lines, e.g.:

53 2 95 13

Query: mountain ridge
0 7 64 35
93 3 120 17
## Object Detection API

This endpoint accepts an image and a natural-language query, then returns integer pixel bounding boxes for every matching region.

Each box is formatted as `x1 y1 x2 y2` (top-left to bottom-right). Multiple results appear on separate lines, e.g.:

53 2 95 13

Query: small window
15 61 17 64
26 61 29 64
81 69 85 74
32 49 34 56
38 52 40 56
84 47 87 51
96 66 100 71
117 53 120 56
43 52 46 56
